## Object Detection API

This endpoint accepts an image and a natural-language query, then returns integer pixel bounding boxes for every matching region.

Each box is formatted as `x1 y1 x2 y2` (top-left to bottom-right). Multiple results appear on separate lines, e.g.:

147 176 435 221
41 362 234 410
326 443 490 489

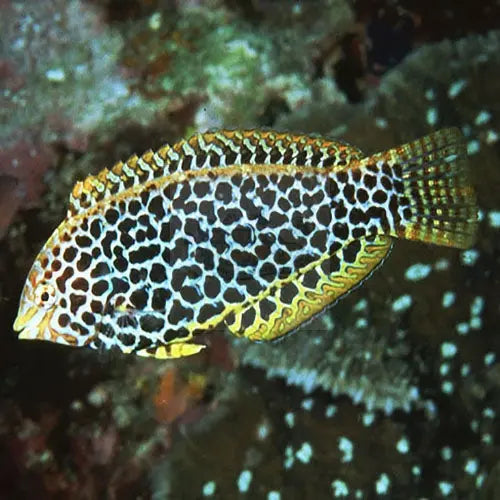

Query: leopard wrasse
14 128 478 359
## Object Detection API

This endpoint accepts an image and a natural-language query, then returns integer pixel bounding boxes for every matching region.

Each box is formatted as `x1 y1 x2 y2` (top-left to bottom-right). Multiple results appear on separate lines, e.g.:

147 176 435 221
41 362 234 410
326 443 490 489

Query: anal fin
225 235 393 342
137 342 206 360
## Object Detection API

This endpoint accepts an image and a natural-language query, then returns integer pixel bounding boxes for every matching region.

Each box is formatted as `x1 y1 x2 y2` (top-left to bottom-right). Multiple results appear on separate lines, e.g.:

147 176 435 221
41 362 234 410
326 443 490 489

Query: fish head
13 222 97 348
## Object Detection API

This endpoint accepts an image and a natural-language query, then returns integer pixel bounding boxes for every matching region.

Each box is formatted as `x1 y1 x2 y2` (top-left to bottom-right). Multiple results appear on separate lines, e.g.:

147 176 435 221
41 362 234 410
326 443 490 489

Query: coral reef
233 299 419 414
0 0 161 235
119 0 352 129
0 0 157 146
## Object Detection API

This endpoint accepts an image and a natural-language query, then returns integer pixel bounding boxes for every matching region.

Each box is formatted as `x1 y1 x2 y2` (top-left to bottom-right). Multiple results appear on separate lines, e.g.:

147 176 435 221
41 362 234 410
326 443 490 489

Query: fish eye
34 283 57 309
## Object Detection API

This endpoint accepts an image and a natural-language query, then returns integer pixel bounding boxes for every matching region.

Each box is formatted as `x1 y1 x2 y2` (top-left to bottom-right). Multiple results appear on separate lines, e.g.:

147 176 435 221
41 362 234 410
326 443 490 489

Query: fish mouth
13 305 38 333
14 306 77 346
13 306 48 340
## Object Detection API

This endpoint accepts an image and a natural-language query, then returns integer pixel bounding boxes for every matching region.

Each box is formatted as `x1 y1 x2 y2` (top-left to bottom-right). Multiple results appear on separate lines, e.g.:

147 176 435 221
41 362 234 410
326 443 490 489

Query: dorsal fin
67 129 363 216
183 129 363 171
67 148 172 216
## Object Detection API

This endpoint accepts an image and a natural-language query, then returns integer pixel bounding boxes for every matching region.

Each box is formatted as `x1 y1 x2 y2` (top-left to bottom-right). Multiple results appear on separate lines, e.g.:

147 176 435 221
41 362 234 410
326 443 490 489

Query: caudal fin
366 128 478 249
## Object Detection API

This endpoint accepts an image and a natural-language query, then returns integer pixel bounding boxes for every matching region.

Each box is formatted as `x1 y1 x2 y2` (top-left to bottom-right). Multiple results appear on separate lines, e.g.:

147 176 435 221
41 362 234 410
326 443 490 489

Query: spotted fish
13 128 478 359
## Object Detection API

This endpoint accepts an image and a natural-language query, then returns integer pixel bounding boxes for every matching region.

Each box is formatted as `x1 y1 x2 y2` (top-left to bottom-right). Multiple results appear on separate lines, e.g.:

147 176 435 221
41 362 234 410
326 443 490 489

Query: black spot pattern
303 269 320 288
342 240 362 263
54 132 399 355
72 278 89 292
130 289 148 309
259 299 276 321
149 196 165 219
58 313 70 327
259 262 277 282
181 285 202 304
105 208 119 224
76 252 92 272
198 302 224 323
69 293 86 314
333 222 349 240
63 247 77 262
321 254 341 275
140 314 164 333
241 307 256 329
152 288 171 310
232 225 253 246
373 190 388 204
280 282 299 305
215 182 232 203
91 262 111 278
204 276 220 298
150 263 166 283
168 300 193 324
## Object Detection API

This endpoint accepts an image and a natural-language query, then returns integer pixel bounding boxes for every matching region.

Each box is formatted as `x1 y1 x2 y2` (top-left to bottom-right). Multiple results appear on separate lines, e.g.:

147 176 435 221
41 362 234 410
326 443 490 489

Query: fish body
14 128 478 359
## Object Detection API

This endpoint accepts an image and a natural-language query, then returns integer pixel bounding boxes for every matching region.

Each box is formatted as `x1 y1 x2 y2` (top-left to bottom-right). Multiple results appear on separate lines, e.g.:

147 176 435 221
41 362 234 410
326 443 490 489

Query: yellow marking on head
17 327 35 340
15 304 59 344
28 269 39 288
39 307 57 341
62 334 78 346
13 305 38 333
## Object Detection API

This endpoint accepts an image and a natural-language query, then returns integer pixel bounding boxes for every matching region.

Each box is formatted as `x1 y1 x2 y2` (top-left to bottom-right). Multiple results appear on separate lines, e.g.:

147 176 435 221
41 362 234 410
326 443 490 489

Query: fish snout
13 303 44 339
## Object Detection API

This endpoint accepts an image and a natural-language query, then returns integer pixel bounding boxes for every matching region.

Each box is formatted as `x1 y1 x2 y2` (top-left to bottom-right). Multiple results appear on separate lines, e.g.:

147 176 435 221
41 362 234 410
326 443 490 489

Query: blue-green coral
148 1 353 129
0 0 157 147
